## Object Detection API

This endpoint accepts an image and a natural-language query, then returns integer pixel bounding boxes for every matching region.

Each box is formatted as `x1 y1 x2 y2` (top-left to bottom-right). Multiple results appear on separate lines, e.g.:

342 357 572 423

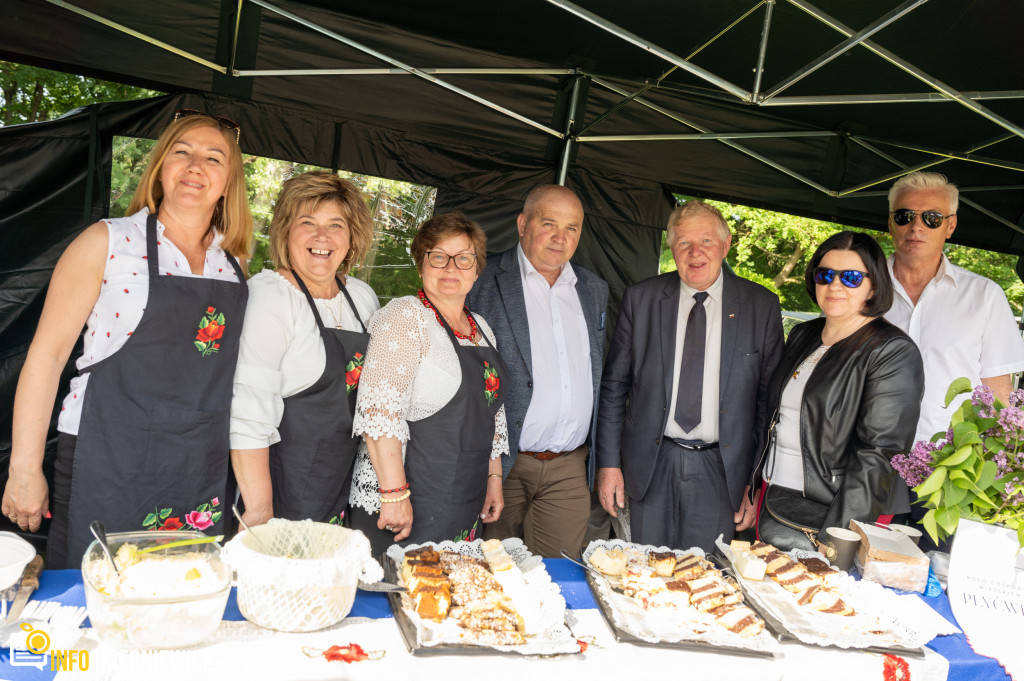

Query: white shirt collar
679 268 724 303
935 253 958 286
516 243 577 286
887 252 958 290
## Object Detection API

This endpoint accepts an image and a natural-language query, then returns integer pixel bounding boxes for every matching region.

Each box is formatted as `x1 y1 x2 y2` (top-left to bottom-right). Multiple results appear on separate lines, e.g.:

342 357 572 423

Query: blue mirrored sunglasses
813 267 868 288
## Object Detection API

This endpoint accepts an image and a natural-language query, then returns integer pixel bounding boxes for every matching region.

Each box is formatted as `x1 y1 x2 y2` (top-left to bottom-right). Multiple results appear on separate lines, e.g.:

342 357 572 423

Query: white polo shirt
885 254 1024 442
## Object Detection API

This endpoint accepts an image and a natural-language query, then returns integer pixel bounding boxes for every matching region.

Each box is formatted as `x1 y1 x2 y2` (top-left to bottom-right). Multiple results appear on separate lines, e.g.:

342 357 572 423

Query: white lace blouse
229 270 379 450
349 296 510 513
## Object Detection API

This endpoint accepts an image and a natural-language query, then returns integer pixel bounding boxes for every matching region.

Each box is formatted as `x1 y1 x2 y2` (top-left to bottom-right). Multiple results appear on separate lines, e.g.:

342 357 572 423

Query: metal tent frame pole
787 0 1024 140
843 134 1024 235
841 134 1015 195
751 0 775 99
249 0 563 139
227 0 245 74
44 0 226 73
759 0 929 101
853 136 1024 174
848 187 1024 198
544 0 751 102
43 0 1024 234
579 2 766 138
557 74 585 186
589 76 832 196
763 90 1024 106
235 68 573 77
578 131 832 142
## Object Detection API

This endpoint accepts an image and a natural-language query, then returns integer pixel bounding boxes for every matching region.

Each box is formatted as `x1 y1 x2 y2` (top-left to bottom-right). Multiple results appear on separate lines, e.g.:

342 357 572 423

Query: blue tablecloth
0 560 1009 680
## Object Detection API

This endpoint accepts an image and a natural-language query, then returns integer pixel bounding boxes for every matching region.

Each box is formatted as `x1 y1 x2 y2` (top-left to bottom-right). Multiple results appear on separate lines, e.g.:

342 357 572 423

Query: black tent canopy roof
2 0 1022 253
2 0 1024 460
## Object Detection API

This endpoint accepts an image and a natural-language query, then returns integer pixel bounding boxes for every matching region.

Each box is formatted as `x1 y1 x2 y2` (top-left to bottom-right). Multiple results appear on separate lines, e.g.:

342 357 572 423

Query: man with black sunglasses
885 171 1024 446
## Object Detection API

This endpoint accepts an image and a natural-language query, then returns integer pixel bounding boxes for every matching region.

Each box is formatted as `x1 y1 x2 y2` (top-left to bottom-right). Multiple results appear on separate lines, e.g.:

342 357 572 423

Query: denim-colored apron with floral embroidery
268 274 368 524
403 295 508 545
56 213 247 566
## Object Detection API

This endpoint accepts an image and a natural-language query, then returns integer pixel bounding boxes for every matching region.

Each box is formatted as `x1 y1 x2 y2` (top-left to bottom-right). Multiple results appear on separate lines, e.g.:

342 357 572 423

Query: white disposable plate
0 532 35 590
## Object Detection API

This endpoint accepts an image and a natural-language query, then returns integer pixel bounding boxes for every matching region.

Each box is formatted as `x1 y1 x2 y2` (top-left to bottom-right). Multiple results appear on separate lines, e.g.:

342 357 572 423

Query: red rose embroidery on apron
143 497 222 531
345 352 365 394
483 361 500 406
453 517 482 543
195 306 226 356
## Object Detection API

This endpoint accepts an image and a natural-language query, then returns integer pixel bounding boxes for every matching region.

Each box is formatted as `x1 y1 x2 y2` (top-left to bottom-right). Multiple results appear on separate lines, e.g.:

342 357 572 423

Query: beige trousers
483 445 590 558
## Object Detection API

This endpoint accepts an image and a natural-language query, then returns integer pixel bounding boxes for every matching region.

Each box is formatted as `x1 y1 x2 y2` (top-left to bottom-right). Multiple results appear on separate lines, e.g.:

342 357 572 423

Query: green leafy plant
891 378 1024 548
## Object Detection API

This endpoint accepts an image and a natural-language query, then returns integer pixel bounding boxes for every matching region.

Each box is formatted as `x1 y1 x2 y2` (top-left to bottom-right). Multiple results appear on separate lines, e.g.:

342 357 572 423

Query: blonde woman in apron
3 111 252 567
230 172 378 526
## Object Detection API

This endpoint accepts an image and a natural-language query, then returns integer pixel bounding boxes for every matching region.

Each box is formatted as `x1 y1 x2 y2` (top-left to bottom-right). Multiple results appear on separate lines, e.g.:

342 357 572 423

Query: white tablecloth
57 609 948 681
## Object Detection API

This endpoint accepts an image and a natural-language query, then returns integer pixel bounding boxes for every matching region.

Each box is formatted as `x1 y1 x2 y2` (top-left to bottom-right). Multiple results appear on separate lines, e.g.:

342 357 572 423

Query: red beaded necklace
418 289 478 341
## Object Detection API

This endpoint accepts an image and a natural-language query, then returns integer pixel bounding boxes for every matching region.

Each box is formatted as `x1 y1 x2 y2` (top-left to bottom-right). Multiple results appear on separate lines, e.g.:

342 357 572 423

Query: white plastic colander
222 519 383 632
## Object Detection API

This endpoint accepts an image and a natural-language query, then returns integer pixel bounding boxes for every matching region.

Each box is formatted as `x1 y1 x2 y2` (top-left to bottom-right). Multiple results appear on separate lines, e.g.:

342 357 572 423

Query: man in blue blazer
597 200 783 552
467 185 609 558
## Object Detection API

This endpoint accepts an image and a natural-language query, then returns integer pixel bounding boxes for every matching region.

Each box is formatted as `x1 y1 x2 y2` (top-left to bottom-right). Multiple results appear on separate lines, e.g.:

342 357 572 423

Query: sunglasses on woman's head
889 208 953 229
813 268 868 288
173 109 241 144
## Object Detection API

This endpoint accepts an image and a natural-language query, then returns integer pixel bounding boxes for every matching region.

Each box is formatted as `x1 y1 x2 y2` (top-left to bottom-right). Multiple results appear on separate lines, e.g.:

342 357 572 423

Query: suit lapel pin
729 313 736 318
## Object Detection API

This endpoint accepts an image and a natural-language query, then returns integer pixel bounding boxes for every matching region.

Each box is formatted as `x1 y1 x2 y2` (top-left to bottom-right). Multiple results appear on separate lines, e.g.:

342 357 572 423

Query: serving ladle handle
89 519 119 576
231 503 275 555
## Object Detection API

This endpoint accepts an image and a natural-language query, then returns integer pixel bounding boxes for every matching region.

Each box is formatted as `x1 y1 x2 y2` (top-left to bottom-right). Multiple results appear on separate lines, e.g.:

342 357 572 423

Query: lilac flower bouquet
891 378 1024 548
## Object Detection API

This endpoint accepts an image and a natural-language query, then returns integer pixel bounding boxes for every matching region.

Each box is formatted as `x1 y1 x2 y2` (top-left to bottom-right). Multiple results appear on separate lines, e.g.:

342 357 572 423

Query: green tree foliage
110 136 156 217
341 172 434 303
663 196 1024 314
237 159 435 303
0 61 159 126
945 244 1024 313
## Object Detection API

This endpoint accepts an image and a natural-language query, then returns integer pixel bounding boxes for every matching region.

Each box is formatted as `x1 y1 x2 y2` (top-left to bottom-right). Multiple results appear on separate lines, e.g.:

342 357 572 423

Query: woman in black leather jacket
748 231 924 552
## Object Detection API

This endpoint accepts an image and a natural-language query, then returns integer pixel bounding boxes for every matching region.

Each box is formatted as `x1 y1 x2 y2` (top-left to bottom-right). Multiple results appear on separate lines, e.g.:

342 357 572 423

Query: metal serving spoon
89 520 118 576
231 504 275 556
560 549 610 579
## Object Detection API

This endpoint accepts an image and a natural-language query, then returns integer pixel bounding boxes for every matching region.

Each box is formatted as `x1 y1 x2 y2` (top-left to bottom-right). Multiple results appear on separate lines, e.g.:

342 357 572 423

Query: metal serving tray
383 553 580 656
709 550 925 659
584 569 780 660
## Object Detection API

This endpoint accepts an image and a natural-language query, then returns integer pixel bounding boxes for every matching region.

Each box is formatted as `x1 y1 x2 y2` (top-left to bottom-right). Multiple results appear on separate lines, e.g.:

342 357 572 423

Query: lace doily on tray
581 540 780 653
715 538 952 650
385 538 578 655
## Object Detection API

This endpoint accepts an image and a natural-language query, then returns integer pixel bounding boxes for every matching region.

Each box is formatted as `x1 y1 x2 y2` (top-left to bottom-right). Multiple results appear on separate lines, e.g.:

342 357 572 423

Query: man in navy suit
467 185 609 558
597 200 783 551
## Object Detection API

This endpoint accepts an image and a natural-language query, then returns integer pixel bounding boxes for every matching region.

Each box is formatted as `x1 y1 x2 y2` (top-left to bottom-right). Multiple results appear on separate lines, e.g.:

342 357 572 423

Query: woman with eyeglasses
347 212 509 556
742 231 924 553
229 172 378 527
2 110 252 567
